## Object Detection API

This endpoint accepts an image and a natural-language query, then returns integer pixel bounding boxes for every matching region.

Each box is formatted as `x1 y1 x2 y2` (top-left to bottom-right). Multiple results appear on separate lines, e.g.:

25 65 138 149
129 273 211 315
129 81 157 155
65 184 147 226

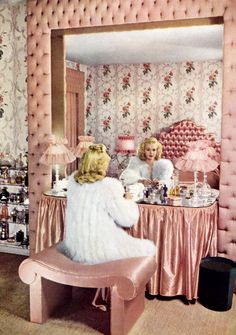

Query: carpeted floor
0 253 236 335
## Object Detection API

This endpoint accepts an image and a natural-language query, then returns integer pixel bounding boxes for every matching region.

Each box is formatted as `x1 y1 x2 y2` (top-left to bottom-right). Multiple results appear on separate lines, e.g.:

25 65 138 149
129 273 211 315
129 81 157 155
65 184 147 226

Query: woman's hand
124 192 133 200
151 179 160 188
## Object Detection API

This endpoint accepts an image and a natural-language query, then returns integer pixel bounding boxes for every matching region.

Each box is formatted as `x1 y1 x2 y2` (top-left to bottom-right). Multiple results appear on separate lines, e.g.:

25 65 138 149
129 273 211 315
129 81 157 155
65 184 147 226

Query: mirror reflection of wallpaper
0 2 27 156
85 60 222 175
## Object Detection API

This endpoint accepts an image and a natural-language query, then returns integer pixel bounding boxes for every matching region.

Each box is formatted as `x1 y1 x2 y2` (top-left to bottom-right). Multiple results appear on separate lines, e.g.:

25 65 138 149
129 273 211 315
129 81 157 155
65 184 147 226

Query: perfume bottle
15 172 23 185
1 203 8 221
10 207 17 223
0 222 8 240
1 187 10 200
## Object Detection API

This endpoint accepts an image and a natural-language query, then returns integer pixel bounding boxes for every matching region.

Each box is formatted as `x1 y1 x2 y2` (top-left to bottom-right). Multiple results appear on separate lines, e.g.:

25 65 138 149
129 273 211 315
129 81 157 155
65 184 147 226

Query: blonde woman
120 137 174 188
58 144 155 265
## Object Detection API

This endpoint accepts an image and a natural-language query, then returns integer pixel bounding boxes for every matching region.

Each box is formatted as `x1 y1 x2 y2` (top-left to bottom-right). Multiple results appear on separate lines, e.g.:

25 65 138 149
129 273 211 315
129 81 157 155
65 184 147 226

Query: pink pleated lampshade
116 135 136 154
74 135 95 158
39 135 76 165
175 140 219 173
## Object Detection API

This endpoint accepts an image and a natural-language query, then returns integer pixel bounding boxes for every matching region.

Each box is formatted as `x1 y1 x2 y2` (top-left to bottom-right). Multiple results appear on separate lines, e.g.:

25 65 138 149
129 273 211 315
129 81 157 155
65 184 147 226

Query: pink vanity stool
19 245 156 335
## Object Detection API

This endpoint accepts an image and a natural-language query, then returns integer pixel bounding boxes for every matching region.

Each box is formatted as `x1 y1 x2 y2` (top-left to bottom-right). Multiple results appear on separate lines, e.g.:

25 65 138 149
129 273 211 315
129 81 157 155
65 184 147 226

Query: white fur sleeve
105 178 139 228
153 159 174 188
119 156 142 185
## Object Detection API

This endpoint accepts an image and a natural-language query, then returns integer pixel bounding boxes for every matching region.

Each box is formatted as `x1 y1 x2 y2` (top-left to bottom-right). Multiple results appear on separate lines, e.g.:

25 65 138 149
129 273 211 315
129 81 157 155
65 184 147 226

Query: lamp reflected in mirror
74 135 95 158
175 140 219 204
39 135 76 194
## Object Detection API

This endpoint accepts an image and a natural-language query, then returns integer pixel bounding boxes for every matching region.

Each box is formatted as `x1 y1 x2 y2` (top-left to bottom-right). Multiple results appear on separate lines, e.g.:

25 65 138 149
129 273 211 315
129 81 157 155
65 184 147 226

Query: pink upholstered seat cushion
19 244 156 300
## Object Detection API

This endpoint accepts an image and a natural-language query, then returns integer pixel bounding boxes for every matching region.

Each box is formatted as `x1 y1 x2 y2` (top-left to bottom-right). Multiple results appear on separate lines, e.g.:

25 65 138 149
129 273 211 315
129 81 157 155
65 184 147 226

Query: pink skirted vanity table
36 192 218 301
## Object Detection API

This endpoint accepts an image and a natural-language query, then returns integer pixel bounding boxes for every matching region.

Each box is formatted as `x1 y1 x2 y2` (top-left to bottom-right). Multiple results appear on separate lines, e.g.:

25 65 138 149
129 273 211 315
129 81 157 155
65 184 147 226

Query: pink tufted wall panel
27 0 236 260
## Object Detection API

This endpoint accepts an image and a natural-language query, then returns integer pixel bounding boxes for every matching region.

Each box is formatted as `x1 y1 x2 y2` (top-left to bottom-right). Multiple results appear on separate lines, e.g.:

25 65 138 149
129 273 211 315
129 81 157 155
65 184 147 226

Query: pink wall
27 0 236 261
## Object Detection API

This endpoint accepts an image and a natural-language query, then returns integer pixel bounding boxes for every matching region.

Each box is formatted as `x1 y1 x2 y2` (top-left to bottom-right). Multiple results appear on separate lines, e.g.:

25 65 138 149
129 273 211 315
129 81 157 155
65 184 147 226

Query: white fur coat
120 156 174 188
58 175 155 264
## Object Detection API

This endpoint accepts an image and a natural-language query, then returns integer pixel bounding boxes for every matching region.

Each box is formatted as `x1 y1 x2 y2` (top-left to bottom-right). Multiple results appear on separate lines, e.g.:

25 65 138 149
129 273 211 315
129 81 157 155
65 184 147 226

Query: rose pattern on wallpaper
102 88 111 104
102 116 112 132
162 101 173 118
86 73 92 90
143 63 151 75
142 87 151 104
185 61 195 73
85 60 222 177
142 116 152 133
103 64 111 76
185 87 195 104
0 32 7 60
163 70 173 88
122 73 131 90
0 93 7 118
121 102 131 118
86 102 92 118
208 70 218 87
207 101 218 118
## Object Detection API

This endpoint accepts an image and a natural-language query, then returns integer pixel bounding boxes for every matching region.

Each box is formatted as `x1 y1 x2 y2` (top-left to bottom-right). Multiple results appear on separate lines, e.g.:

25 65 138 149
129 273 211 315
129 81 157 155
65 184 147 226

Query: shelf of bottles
0 153 29 256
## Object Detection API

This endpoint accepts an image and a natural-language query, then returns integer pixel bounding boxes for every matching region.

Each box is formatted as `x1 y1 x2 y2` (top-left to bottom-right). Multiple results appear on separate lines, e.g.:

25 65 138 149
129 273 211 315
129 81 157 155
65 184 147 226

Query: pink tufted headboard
27 0 236 263
158 119 221 161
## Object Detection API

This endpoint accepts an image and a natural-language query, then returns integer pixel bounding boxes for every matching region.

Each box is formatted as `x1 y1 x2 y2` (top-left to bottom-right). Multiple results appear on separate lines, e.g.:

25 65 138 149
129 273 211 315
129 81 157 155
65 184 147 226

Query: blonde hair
74 144 110 184
137 137 162 161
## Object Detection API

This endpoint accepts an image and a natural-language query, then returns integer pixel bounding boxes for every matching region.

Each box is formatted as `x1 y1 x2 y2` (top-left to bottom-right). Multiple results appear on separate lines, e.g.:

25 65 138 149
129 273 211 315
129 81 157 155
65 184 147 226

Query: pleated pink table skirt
128 202 218 300
36 194 218 300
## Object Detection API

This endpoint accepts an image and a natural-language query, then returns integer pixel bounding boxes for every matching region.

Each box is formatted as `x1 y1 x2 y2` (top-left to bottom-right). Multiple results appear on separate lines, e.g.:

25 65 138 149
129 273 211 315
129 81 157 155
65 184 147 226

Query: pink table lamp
40 135 76 193
175 140 219 199
74 135 95 158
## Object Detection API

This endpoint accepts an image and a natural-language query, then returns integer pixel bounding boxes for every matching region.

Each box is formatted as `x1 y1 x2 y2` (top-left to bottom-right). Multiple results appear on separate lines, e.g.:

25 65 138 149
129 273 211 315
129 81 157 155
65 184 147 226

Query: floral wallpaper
0 0 222 178
0 1 27 157
85 60 222 176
